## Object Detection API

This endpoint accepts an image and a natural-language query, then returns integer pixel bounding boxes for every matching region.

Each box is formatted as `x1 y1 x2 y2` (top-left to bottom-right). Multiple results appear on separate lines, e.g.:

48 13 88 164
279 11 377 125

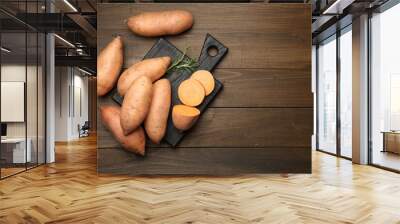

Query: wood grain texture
97 3 312 174
2 137 400 223
88 77 97 132
98 3 311 70
98 147 311 175
98 108 313 148
211 68 312 107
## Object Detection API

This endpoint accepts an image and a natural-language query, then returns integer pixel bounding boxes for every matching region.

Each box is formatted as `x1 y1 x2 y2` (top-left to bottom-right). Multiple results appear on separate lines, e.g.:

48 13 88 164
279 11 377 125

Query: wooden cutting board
112 33 228 146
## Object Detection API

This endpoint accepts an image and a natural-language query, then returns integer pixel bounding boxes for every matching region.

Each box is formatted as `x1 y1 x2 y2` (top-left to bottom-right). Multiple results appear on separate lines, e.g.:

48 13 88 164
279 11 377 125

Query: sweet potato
100 105 145 155
172 105 200 131
97 36 123 96
178 79 205 107
191 70 215 96
120 76 153 135
144 79 171 144
117 56 171 96
127 10 194 37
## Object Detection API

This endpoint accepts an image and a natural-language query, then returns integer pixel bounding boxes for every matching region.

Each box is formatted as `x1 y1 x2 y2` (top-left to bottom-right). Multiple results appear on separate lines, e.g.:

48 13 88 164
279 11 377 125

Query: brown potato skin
172 106 200 131
120 76 153 135
127 10 194 37
144 79 171 144
97 36 123 96
100 105 145 155
117 56 171 96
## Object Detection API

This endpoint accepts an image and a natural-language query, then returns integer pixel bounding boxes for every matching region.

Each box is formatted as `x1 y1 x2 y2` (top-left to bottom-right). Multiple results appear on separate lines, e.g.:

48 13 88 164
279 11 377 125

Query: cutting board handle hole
207 46 219 57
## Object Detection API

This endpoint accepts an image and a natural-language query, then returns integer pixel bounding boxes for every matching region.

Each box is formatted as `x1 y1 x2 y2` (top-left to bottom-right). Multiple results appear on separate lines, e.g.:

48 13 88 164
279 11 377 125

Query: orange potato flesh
97 36 123 96
178 79 205 107
117 56 171 96
191 70 215 96
100 105 145 156
172 105 200 131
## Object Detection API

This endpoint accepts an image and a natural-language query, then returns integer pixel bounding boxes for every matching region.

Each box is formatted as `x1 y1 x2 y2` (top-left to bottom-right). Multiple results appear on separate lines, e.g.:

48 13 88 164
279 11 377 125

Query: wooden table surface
97 3 312 175
3 136 400 223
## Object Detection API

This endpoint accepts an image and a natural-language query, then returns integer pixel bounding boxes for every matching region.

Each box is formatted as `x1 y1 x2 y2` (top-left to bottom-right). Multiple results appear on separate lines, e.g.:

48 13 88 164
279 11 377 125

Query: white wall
1 65 26 139
1 65 37 138
312 45 316 150
54 67 89 141
72 73 89 138
55 66 69 141
352 14 369 164
46 32 56 163
1 63 46 164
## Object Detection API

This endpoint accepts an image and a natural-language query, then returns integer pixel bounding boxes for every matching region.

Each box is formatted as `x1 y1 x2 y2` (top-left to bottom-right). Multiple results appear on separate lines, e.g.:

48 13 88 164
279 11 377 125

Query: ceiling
1 31 46 65
0 0 97 73
311 0 390 43
0 0 96 14
0 1 96 46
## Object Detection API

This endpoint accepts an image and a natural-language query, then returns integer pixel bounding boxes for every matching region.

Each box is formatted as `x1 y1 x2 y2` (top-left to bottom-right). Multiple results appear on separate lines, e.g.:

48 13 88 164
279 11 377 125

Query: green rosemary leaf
167 47 198 73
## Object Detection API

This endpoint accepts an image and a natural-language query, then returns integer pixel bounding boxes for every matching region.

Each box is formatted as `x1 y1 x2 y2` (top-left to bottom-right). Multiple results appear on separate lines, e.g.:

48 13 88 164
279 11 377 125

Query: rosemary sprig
167 47 199 73
167 49 186 72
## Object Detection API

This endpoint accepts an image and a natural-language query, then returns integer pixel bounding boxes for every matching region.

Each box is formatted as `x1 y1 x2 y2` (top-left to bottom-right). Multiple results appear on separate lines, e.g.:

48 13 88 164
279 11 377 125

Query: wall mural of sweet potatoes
97 3 313 175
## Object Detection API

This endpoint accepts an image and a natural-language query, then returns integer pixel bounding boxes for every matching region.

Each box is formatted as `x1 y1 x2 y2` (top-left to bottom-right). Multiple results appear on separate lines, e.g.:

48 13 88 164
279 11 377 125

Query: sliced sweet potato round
191 70 215 96
178 79 205 107
172 105 200 131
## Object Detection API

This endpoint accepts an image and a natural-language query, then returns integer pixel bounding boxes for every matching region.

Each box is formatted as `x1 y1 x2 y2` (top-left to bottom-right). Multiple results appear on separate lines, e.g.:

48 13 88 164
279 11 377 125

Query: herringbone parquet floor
1 135 400 224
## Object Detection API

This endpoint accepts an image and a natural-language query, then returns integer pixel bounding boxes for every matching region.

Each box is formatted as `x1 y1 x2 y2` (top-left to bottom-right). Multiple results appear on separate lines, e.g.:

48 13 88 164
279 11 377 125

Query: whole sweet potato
127 10 194 37
117 56 171 96
100 105 145 155
120 76 153 135
144 79 171 144
97 36 123 96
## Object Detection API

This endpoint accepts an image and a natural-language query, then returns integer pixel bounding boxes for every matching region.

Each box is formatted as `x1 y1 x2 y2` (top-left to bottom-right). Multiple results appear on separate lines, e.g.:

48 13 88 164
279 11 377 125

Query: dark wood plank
98 147 311 175
97 3 311 70
97 108 313 148
211 69 312 107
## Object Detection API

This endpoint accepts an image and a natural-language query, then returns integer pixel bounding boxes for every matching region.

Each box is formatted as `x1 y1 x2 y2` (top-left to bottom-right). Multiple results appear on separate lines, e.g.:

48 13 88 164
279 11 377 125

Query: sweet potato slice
100 105 145 155
172 105 200 131
178 79 205 107
191 70 215 96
